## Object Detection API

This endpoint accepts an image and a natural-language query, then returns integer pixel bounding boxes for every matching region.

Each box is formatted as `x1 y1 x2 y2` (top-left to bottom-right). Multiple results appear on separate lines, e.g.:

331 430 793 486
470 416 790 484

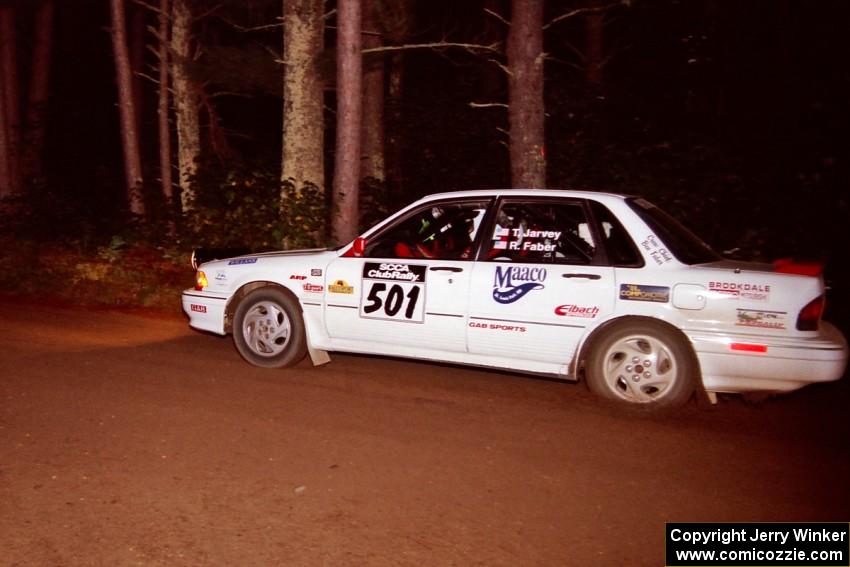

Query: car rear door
467 197 617 369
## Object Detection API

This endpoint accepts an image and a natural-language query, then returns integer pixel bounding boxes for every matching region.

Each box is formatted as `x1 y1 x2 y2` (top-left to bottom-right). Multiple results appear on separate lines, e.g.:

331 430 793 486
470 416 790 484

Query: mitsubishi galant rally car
182 189 848 407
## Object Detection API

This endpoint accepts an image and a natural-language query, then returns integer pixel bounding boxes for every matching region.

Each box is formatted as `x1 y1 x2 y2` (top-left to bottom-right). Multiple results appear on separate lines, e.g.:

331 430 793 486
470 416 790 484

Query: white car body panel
181 189 848 400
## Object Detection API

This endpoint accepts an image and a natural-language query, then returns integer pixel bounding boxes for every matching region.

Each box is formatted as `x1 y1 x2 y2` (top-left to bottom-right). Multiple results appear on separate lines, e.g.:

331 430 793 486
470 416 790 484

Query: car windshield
626 198 721 265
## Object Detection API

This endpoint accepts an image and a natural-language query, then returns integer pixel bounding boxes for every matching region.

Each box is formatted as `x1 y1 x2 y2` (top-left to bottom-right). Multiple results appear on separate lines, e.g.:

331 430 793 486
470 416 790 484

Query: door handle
429 266 463 273
562 273 601 280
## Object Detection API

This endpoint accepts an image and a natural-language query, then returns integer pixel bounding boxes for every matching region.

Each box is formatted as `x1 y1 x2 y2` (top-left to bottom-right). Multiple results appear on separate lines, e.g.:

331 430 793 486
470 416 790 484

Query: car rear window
626 198 721 265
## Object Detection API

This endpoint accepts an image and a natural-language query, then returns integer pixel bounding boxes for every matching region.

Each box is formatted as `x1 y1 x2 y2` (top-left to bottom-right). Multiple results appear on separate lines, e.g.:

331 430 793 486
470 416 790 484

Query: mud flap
308 346 331 366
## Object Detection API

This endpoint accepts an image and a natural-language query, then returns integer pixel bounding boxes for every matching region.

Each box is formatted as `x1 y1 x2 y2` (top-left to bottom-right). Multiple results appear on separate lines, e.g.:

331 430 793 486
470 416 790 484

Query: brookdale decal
709 281 771 301
619 284 670 303
492 265 546 304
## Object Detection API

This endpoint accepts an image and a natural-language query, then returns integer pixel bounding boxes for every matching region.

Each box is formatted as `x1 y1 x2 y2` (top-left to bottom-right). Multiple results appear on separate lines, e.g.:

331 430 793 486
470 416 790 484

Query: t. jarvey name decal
360 263 426 322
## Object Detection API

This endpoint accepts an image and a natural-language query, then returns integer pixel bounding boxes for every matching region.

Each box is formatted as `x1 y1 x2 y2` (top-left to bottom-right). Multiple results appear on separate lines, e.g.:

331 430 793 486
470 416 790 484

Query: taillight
773 258 823 276
796 296 823 331
195 271 209 291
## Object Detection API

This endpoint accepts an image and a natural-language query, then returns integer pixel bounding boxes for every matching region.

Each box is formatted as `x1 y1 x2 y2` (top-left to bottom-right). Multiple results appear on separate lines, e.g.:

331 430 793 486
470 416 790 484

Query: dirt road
1 297 848 566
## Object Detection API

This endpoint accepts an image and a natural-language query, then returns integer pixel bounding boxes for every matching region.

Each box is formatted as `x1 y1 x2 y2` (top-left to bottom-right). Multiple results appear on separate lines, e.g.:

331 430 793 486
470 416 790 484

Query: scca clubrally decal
360 262 427 322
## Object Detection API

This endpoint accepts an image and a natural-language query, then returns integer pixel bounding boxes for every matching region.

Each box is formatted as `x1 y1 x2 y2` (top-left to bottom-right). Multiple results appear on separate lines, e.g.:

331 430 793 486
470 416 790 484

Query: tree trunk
385 51 404 202
478 0 507 100
584 4 604 93
506 0 546 188
130 2 146 144
22 0 53 184
0 50 10 197
281 0 325 198
158 0 173 203
171 0 201 213
110 0 145 215
332 0 362 243
360 1 385 183
0 5 21 194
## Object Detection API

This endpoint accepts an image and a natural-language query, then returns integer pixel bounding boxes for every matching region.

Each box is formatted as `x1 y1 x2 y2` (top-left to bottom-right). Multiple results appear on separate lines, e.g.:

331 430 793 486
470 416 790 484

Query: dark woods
0 0 847 318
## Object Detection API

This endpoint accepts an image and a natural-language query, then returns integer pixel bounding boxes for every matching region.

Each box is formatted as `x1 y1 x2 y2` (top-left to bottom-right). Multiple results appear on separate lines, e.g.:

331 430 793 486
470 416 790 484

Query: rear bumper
181 290 229 335
688 322 848 394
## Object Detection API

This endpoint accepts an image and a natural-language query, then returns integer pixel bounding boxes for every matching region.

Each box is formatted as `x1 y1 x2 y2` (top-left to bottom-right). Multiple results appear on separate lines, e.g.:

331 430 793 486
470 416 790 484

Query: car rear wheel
232 287 307 368
585 319 697 407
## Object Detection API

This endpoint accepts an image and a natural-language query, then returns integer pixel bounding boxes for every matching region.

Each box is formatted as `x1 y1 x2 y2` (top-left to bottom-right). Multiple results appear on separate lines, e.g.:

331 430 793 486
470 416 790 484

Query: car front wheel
232 287 307 368
585 319 697 407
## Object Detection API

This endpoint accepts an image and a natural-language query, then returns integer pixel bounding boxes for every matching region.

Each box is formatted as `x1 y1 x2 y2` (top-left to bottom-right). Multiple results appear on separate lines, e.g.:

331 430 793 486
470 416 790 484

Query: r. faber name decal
492 227 561 252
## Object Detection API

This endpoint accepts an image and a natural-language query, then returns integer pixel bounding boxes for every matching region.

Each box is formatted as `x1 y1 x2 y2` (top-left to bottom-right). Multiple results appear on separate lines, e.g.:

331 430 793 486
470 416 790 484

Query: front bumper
182 289 229 335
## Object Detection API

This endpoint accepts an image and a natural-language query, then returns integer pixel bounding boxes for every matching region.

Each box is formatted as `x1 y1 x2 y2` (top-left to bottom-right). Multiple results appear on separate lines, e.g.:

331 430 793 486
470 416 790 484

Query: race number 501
360 262 427 323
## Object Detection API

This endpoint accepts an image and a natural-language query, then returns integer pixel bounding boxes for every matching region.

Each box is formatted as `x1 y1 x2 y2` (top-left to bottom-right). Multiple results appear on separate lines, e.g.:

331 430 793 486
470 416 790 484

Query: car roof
420 188 631 202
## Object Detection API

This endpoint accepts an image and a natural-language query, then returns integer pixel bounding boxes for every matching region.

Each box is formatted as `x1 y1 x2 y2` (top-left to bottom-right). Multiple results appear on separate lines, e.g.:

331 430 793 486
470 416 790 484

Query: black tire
585 318 697 407
232 287 308 368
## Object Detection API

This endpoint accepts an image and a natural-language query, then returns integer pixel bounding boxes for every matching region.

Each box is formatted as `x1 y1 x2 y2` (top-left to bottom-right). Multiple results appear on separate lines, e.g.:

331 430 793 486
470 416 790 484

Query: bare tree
379 0 415 200
0 46 10 197
333 0 362 243
360 1 385 183
22 0 54 184
157 0 174 204
110 0 146 215
171 0 201 213
281 0 325 198
507 0 546 188
0 4 21 194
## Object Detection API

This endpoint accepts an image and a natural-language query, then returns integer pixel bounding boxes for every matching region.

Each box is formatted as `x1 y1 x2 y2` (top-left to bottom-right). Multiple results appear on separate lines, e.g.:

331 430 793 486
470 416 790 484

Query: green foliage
185 159 328 250
0 235 188 312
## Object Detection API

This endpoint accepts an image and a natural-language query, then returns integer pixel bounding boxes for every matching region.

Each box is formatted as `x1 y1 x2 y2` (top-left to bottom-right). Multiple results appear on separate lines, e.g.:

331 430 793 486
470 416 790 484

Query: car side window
482 200 597 265
589 201 643 267
365 200 489 260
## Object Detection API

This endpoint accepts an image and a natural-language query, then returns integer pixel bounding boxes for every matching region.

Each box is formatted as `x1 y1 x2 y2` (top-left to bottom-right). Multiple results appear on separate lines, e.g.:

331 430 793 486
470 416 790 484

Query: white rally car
182 190 848 407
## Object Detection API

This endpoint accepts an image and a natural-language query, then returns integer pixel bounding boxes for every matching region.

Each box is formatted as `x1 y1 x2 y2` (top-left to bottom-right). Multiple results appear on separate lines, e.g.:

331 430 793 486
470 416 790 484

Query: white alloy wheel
586 319 697 407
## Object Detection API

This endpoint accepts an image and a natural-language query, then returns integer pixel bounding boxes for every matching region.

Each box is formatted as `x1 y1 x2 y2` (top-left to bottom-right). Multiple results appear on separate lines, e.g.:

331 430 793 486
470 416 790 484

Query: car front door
467 198 617 372
324 198 492 355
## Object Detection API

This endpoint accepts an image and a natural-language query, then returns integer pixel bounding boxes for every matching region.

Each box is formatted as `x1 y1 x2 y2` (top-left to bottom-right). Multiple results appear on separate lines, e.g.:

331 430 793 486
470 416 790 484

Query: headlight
195 271 209 290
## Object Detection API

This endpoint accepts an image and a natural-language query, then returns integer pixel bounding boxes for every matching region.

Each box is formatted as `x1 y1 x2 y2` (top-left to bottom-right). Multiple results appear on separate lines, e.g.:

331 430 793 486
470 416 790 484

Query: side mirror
344 237 367 258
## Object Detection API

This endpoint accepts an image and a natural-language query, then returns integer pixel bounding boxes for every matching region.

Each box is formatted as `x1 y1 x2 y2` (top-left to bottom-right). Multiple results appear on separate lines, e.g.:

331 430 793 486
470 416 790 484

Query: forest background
0 0 847 326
